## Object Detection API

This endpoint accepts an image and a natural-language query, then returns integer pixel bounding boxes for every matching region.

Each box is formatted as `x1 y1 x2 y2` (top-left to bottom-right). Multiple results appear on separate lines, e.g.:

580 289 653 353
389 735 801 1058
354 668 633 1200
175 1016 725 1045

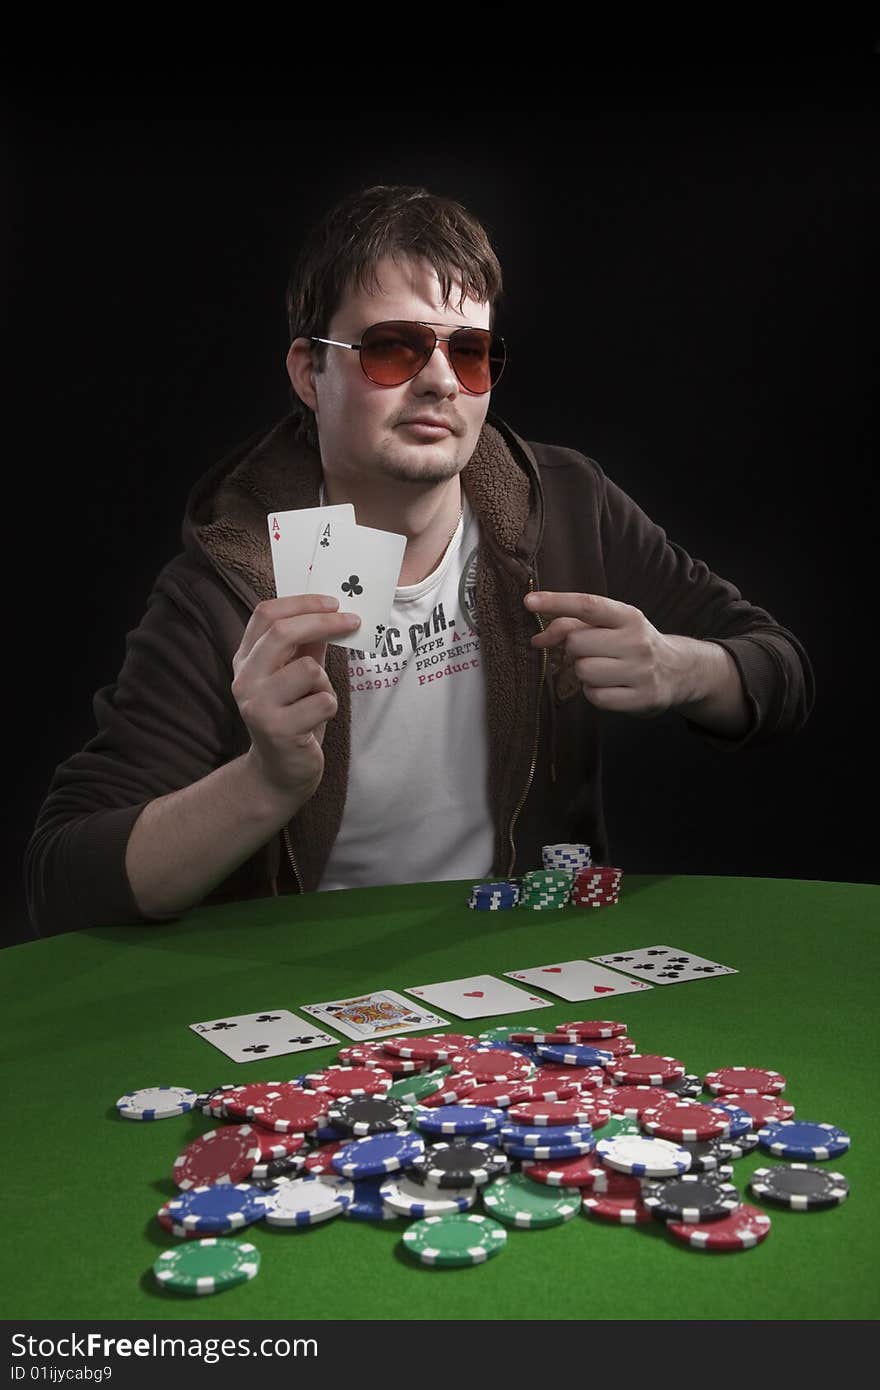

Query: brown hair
285 184 504 452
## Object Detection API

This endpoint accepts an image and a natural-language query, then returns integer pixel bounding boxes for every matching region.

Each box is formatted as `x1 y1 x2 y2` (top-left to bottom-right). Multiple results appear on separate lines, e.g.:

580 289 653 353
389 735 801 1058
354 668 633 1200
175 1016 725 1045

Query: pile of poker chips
120 1027 852 1291
468 844 623 911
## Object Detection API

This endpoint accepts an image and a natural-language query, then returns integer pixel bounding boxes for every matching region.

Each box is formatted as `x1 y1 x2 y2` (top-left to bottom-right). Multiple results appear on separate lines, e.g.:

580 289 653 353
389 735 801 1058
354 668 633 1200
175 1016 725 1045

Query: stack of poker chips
518 869 574 910
542 843 592 873
570 866 623 909
466 844 623 911
128 1029 852 1289
468 880 521 911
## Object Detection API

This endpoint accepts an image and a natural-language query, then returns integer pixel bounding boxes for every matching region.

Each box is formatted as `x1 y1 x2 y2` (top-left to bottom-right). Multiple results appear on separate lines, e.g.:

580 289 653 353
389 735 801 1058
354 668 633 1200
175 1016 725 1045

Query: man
24 184 814 936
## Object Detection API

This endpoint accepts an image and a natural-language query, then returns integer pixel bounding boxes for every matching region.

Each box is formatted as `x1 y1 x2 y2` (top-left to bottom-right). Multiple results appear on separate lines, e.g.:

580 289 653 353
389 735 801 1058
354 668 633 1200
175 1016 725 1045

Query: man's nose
414 339 460 393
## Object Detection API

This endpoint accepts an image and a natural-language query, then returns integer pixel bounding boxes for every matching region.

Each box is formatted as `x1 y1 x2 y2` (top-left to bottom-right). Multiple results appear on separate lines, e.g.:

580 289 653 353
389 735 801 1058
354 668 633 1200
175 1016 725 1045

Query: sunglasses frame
308 319 507 394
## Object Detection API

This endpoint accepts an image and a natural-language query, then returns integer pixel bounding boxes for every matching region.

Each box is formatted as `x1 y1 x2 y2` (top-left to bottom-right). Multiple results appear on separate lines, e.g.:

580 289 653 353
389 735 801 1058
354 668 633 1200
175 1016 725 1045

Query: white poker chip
596 1133 692 1178
116 1086 198 1120
260 1174 353 1227
379 1175 478 1217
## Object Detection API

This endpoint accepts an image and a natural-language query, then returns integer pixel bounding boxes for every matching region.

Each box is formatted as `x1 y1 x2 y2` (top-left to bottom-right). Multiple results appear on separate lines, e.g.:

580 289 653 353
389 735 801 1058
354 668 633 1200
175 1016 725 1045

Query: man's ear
287 338 317 411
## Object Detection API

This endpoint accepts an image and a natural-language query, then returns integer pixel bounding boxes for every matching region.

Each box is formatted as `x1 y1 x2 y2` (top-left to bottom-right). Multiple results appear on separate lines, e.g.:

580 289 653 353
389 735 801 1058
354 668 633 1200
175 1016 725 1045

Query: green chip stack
518 869 573 910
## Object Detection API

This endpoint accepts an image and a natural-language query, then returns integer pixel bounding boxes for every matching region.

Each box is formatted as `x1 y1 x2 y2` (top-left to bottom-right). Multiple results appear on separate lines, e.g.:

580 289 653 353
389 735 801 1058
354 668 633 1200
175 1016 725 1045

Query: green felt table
2 874 877 1322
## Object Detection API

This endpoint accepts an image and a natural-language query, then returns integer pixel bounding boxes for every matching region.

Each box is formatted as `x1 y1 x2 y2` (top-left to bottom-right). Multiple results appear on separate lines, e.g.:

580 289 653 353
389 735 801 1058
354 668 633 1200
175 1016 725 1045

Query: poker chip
756 1120 851 1161
640 1101 731 1143
156 1209 203 1240
380 1175 477 1217
542 842 592 871
415 1105 506 1137
662 1074 704 1099
250 1152 307 1180
162 1183 269 1234
332 1130 426 1178
610 1055 686 1085
250 1088 329 1134
582 1191 652 1224
482 1172 582 1228
468 881 521 910
223 1081 294 1119
717 1132 760 1160
326 1095 414 1136
676 1139 737 1173
260 1174 353 1227
641 1173 742 1223
530 1066 606 1095
303 1066 393 1098
604 1085 672 1118
253 1131 305 1161
704 1067 787 1096
336 1043 423 1075
419 1077 484 1108
499 1121 595 1149
303 1140 348 1175
749 1165 850 1209
386 1070 451 1105
666 1205 772 1251
714 1093 796 1126
172 1126 263 1190
507 1099 601 1127
340 1175 400 1221
575 1035 636 1057
503 1137 595 1161
450 1049 534 1082
402 1212 507 1267
116 1086 197 1121
408 1141 509 1188
699 1102 753 1138
197 1085 239 1119
478 1026 540 1044
599 1114 643 1140
383 1034 476 1062
535 1043 614 1067
557 1020 628 1039
456 1081 538 1107
153 1239 260 1295
520 1154 632 1189
596 1133 691 1178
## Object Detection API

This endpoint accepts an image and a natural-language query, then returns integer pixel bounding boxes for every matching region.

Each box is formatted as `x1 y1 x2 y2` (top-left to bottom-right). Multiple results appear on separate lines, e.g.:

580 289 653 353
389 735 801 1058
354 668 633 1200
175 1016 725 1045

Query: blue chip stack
468 880 521 911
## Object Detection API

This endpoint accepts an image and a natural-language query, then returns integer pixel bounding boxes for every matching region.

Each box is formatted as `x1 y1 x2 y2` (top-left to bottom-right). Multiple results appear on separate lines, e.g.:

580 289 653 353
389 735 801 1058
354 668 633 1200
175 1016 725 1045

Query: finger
247 609 361 676
530 616 586 648
572 656 633 689
238 594 342 664
525 591 634 627
581 684 646 713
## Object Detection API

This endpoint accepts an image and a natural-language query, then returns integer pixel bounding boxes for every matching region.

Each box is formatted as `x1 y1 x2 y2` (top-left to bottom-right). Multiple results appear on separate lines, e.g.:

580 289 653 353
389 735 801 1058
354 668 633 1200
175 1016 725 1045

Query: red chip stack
570 866 623 908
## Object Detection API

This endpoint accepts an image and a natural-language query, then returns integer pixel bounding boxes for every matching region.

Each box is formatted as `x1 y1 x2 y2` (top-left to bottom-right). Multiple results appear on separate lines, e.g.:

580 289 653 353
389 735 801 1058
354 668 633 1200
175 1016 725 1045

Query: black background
5 57 878 946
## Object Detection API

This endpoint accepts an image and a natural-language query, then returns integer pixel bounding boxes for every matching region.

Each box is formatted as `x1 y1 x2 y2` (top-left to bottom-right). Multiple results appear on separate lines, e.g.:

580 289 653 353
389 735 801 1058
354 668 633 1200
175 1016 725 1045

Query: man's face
290 255 492 486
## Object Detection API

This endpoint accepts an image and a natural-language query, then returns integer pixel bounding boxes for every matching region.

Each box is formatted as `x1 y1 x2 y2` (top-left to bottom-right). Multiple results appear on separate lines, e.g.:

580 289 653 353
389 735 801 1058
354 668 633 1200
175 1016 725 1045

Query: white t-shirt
317 494 494 889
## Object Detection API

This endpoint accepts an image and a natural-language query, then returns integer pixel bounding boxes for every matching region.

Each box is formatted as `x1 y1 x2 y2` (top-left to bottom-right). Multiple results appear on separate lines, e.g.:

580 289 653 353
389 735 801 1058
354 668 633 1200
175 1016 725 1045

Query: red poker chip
507 1098 600 1127
418 1076 481 1107
509 1032 568 1044
449 1049 534 1082
557 1020 628 1039
521 1154 634 1188
458 1081 539 1107
533 1066 606 1093
304 1140 348 1174
253 1130 305 1160
383 1033 476 1061
336 1043 424 1074
224 1081 294 1119
157 1205 204 1239
711 1093 795 1125
641 1101 732 1143
303 1066 393 1098
666 1203 772 1251
583 1192 653 1224
611 1055 686 1085
704 1067 786 1096
251 1088 329 1134
604 1085 673 1117
172 1126 263 1190
575 1035 636 1057
578 1164 643 1197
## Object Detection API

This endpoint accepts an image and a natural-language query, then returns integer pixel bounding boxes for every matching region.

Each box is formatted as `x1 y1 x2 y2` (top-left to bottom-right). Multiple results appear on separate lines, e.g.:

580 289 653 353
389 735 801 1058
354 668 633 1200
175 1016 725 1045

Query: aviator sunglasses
309 320 507 394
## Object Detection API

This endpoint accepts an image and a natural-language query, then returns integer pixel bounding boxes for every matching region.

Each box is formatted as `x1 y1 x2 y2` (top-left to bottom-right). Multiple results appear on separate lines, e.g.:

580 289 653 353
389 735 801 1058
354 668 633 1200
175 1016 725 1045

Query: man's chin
377 450 467 486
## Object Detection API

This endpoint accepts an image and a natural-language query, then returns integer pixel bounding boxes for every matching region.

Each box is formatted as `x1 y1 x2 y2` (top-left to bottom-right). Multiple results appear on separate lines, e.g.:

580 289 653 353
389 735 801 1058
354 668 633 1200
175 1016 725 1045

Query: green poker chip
153 1239 260 1296
387 1067 452 1105
402 1212 508 1267
478 1026 538 1044
601 1114 643 1140
481 1172 582 1228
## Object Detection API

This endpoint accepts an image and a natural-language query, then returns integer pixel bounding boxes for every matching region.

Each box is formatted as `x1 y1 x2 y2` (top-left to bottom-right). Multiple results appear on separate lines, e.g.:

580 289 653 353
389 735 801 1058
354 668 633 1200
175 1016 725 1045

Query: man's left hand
524 591 690 717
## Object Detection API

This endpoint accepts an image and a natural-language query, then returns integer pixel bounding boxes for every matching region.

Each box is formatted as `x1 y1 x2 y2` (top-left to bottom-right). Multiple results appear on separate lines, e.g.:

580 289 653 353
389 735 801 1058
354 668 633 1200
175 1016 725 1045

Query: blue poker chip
415 1105 507 1137
535 1043 614 1067
705 1102 753 1138
162 1183 269 1233
499 1122 595 1148
341 1175 400 1221
757 1120 851 1160
332 1130 426 1178
504 1138 596 1161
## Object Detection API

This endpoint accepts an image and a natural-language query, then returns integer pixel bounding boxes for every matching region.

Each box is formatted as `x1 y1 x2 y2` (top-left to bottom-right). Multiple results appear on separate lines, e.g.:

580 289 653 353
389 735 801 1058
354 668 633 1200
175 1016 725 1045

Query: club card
590 944 738 985
504 960 653 1001
267 504 355 598
307 519 407 655
189 1009 337 1063
404 974 554 1020
299 990 449 1040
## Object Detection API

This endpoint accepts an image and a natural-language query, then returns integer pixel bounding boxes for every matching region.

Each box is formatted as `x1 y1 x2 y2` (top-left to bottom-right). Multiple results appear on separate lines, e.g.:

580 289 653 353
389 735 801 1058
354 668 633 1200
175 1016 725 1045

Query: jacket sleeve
598 469 815 750
23 567 243 936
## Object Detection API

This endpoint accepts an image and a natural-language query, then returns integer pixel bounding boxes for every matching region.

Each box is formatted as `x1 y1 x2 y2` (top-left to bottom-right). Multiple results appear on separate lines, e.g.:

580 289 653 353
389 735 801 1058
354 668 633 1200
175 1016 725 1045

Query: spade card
307 518 406 655
504 960 653 1002
300 990 448 1040
268 505 355 598
190 1009 337 1063
590 944 738 985
404 975 554 1020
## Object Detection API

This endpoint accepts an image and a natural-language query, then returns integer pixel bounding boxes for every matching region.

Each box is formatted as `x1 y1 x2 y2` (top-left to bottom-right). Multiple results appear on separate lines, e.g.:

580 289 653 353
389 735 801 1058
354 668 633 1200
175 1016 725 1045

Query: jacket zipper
283 825 302 893
507 577 548 877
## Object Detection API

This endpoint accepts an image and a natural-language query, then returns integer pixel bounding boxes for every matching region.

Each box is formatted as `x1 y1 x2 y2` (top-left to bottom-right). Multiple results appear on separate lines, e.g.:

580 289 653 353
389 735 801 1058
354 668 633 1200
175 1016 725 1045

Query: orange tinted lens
360 323 433 384
450 330 504 392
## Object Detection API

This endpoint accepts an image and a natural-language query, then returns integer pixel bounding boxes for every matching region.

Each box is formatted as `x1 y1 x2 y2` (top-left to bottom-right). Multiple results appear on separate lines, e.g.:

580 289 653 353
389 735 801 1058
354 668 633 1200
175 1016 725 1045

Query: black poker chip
407 1140 509 1188
641 1173 742 1223
676 1138 737 1174
717 1131 760 1159
749 1164 850 1209
326 1095 414 1136
250 1152 308 1180
661 1074 703 1099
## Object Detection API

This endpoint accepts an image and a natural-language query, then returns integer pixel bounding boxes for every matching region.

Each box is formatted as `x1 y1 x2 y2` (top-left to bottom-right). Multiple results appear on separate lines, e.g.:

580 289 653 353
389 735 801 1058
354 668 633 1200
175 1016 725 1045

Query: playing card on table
299 990 448 1040
404 974 554 1020
590 944 738 984
307 518 406 655
267 504 354 598
504 960 653 1002
190 1009 337 1063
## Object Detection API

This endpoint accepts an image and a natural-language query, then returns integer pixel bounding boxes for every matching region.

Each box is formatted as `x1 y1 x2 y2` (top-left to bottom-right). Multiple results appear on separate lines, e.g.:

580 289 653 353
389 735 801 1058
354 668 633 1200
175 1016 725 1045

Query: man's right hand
231 595 361 812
